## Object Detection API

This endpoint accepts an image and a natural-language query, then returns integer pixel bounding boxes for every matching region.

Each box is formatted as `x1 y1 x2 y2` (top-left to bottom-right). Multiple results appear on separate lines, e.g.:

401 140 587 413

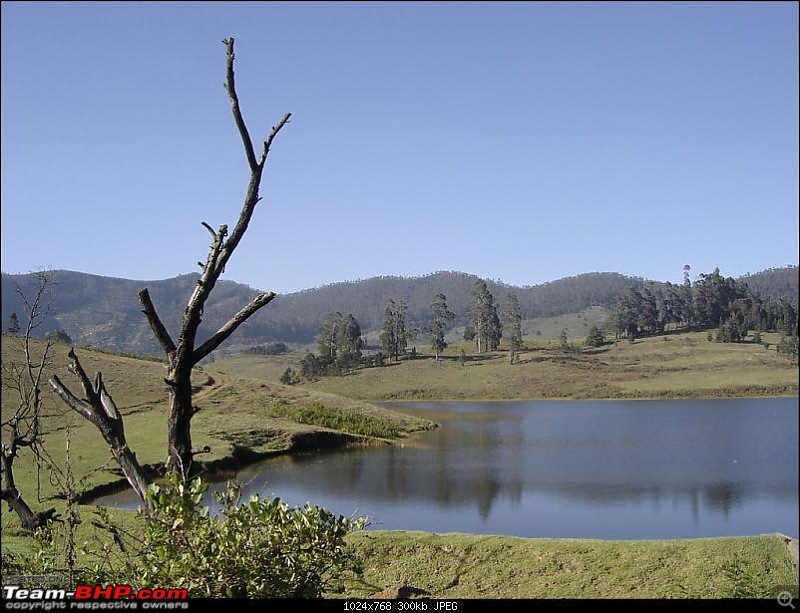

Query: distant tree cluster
606 267 798 345
242 267 799 386
243 342 288 356
300 312 363 379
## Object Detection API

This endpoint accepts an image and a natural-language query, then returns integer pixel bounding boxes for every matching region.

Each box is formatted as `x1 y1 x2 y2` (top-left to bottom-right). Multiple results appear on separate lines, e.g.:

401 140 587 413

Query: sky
2 2 798 293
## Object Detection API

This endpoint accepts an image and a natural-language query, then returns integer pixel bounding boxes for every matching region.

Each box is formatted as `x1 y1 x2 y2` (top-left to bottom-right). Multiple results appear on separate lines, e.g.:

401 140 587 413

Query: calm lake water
98 398 799 539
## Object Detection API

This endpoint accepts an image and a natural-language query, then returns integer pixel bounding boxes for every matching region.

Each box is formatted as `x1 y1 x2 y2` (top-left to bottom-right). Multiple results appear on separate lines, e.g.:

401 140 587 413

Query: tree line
290 279 530 383
288 266 799 384
606 266 798 346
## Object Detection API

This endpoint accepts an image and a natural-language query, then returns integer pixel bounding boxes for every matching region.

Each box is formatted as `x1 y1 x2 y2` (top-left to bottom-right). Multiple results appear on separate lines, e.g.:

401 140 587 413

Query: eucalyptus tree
381 300 409 361
470 279 502 353
501 293 523 363
427 293 455 361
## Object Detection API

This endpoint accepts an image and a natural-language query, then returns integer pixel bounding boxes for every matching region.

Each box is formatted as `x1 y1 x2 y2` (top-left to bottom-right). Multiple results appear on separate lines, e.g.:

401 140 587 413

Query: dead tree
138 38 289 476
1 272 59 532
45 39 288 493
49 349 151 506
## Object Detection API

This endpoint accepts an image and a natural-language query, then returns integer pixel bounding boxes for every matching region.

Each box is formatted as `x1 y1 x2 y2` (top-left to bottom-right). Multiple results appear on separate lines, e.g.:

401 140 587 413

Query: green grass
271 400 418 439
343 531 798 599
211 330 798 401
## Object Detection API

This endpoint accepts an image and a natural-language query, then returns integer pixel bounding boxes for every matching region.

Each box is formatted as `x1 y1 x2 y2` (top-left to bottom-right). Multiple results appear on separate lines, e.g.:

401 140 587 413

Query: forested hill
738 266 799 306
2 267 796 356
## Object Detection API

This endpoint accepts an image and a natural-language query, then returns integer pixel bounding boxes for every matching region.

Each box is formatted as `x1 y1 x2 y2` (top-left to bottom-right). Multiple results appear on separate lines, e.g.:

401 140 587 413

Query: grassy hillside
212 330 799 401
0 337 433 514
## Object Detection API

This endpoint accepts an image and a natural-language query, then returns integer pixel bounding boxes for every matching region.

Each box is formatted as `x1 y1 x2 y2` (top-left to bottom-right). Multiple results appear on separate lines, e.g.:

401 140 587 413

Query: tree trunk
1 490 57 533
166 376 195 476
1 453 57 533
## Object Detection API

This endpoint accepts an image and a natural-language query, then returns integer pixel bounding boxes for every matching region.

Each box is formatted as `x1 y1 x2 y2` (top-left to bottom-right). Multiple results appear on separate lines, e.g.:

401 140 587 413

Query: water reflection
98 398 799 539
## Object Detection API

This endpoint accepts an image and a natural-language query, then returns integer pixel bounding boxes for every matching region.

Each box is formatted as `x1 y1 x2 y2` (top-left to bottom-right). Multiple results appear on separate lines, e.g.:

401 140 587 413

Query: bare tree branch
137 289 176 358
193 292 276 363
258 113 292 166
49 374 95 423
66 347 99 406
221 114 291 269
2 272 61 532
223 37 258 172
200 221 217 239
49 352 152 507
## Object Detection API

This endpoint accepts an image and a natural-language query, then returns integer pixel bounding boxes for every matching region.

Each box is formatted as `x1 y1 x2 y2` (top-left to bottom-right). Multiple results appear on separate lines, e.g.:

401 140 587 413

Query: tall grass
271 401 403 439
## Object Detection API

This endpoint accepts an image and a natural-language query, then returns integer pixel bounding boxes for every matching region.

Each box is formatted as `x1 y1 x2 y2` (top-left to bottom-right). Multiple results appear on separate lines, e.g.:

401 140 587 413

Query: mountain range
2 266 797 357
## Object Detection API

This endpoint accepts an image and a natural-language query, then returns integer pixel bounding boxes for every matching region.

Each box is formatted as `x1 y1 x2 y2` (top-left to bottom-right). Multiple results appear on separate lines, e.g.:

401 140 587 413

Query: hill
738 265 799 306
2 266 797 356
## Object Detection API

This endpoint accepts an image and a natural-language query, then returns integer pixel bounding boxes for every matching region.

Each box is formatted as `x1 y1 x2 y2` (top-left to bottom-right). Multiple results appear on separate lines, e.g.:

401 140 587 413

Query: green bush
280 366 299 385
138 474 364 597
585 326 605 347
10 475 364 598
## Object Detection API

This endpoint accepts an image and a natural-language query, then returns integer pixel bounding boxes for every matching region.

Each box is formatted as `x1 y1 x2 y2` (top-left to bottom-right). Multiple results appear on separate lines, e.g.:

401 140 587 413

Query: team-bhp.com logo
3 585 188 609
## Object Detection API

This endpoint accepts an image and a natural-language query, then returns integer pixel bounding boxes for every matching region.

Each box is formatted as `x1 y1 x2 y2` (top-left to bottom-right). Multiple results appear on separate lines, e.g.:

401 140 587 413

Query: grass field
211 330 798 401
343 531 798 599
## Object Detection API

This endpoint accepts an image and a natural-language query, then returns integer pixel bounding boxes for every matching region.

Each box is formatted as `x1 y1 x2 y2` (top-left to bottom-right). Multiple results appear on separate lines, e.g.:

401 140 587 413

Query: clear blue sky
2 2 798 293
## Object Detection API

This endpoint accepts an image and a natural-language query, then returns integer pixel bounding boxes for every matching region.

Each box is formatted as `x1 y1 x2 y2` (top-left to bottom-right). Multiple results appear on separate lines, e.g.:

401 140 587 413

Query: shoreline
375 390 800 404
78 427 404 505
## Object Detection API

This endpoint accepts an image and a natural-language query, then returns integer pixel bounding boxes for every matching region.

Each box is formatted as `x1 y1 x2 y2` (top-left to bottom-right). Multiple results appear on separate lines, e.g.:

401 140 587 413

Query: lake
98 398 799 539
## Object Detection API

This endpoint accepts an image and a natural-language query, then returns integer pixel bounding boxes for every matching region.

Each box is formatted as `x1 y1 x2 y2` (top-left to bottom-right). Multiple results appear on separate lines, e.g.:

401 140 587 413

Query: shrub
272 401 402 438
280 367 299 386
138 474 364 597
585 326 604 347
